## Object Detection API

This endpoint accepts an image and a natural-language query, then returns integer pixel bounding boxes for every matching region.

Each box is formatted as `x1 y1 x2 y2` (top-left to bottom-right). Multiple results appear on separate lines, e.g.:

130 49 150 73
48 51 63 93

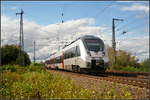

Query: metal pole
112 18 123 66
16 9 24 66
34 41 35 64
21 9 24 66
112 18 116 65
0 22 1 66
21 9 24 52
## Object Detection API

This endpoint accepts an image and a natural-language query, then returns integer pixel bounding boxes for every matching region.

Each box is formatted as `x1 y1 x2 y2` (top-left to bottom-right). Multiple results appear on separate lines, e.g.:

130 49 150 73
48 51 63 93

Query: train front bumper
91 59 108 69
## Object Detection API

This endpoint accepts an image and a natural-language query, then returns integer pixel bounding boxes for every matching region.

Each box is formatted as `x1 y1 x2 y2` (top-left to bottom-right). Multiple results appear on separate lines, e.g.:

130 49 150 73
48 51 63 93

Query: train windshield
84 39 104 52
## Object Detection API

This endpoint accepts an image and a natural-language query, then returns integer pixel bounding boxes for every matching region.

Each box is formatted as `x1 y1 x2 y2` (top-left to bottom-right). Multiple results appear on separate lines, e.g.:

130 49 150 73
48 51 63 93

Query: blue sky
2 1 149 36
2 1 148 24
1 1 149 61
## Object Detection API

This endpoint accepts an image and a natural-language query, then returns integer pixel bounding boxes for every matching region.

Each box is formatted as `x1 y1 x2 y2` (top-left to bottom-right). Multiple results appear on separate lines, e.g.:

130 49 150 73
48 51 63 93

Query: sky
1 1 149 62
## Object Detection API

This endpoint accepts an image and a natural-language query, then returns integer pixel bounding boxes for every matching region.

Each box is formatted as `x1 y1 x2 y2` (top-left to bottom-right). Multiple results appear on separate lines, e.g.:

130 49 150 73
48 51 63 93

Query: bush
2 65 28 74
1 44 31 66
0 71 23 98
108 48 140 70
10 81 33 98
0 65 132 99
27 63 43 72
2 65 18 72
119 66 148 72
140 58 149 72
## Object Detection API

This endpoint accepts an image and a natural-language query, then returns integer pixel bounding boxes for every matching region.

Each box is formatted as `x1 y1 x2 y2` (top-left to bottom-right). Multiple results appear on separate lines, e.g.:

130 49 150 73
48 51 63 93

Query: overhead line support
16 9 24 66
112 18 123 66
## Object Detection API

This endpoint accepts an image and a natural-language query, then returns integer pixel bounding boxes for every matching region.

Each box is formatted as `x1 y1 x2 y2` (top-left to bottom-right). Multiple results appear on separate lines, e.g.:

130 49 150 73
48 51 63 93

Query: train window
70 48 73 57
45 60 50 64
76 46 80 56
68 50 71 58
58 56 61 63
54 56 61 63
64 46 80 59
71 47 76 57
84 39 104 52
64 50 69 59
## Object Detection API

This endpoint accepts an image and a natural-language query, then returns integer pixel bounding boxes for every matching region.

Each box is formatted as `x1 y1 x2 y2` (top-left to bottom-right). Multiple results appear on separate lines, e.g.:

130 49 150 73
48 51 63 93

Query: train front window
84 39 104 52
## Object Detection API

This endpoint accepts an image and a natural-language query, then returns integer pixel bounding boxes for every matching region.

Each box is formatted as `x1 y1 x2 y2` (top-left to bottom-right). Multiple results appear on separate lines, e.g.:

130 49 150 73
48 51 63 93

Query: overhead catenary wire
124 20 148 32
116 16 147 30
115 13 140 27
93 2 115 19
111 1 148 28
117 18 148 34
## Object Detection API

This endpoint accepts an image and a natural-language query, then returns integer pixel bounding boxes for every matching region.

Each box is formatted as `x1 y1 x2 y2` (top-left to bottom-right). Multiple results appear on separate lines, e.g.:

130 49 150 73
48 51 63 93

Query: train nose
91 59 104 68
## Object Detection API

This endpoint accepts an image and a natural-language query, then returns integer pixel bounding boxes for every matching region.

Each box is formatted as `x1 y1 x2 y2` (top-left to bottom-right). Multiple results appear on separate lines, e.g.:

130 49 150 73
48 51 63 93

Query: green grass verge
0 64 132 99
119 66 148 72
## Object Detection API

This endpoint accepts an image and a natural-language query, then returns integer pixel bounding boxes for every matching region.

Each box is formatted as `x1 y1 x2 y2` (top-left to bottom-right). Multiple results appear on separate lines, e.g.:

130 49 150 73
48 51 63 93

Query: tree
1 44 31 66
140 58 149 72
107 47 139 69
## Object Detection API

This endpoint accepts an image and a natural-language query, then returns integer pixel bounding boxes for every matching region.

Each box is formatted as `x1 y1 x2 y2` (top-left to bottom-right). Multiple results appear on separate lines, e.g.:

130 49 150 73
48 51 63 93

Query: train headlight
87 51 91 56
102 52 105 56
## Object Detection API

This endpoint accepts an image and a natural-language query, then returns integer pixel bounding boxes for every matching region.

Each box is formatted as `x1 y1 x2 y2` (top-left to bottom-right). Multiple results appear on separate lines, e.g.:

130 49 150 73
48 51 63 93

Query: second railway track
46 68 149 89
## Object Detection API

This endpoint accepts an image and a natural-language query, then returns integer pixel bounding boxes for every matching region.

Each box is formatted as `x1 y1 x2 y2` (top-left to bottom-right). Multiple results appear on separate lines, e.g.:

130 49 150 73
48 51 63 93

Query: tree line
1 45 31 66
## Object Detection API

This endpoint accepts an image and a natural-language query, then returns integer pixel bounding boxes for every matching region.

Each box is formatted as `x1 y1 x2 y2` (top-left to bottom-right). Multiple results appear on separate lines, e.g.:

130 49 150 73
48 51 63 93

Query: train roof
63 35 101 49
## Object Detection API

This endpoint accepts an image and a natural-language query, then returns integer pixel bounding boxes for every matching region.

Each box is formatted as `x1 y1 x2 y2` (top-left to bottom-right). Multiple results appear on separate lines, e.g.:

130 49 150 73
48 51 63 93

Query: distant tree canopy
1 44 31 66
140 58 149 70
107 47 140 69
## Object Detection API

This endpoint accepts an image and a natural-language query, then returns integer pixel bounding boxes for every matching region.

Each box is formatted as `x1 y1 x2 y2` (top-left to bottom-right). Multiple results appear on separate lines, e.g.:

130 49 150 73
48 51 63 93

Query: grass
119 66 148 72
0 64 132 99
108 64 148 72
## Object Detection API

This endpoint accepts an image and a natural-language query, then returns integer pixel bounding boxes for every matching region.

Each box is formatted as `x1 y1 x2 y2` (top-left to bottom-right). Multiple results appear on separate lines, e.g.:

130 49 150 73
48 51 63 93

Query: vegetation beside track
1 64 132 99
108 48 149 72
118 65 148 72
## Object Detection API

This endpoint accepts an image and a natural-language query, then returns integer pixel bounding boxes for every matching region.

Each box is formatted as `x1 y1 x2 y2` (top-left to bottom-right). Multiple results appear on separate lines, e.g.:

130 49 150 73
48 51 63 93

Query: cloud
116 36 149 61
10 7 17 10
135 14 145 19
121 3 149 13
1 5 18 11
1 16 19 44
1 15 149 62
1 15 110 61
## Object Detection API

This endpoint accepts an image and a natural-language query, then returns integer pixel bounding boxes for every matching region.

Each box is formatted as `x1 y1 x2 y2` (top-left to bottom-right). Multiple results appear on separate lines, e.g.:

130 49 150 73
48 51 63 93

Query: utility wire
115 13 139 27
124 20 148 32
117 18 148 33
93 2 114 19
116 20 148 37
117 15 147 30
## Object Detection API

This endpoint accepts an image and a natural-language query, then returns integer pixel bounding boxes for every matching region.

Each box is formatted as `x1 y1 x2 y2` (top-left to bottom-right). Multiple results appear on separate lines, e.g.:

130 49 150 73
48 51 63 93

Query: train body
45 35 109 73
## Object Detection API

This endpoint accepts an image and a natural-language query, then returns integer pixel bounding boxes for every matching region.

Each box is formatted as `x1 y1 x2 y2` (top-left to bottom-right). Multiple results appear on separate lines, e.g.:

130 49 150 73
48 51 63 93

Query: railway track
95 75 149 89
105 70 149 76
46 68 149 89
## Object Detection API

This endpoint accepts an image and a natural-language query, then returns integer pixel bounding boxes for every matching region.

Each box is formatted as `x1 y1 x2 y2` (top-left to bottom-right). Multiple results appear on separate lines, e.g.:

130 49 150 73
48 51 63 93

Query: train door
75 45 81 72
75 45 77 66
75 45 80 66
